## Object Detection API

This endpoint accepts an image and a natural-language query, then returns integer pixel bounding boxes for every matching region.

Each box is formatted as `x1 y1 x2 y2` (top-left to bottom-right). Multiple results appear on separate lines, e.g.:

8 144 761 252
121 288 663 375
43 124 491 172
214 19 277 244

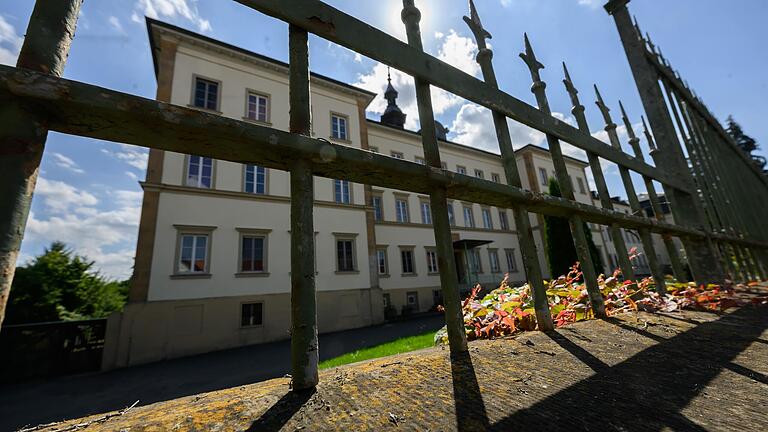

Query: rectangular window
396 198 409 223
505 248 517 272
470 249 483 273
240 235 266 273
178 234 209 273
577 177 586 194
463 206 475 228
420 201 432 224
489 250 501 273
336 239 356 272
415 156 426 165
481 208 493 229
447 202 456 226
383 293 390 308
241 302 263 327
334 179 351 204
474 169 484 179
491 173 501 183
246 91 269 122
539 167 548 186
499 210 509 231
187 155 213 188
193 77 218 111
406 291 419 307
372 195 383 222
331 114 348 140
401 249 415 275
391 151 404 159
456 165 467 175
376 248 388 275
244 165 266 194
426 249 439 273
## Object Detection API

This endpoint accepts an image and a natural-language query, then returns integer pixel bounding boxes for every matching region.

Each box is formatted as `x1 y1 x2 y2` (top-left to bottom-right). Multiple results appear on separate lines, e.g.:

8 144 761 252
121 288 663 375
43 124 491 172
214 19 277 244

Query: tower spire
381 66 406 129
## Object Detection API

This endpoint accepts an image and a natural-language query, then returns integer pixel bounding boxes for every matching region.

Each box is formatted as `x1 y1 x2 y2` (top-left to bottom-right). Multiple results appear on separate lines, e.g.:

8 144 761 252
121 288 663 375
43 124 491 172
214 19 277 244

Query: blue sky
1 0 766 279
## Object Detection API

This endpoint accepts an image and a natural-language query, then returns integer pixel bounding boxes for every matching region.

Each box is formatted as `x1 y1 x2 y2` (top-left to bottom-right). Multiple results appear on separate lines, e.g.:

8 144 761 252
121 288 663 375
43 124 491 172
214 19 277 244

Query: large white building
102 19 682 368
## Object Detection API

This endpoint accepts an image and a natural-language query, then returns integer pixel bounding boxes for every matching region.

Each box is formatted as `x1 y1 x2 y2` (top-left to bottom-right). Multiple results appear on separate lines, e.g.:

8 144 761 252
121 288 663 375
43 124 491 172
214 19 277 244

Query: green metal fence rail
0 0 766 390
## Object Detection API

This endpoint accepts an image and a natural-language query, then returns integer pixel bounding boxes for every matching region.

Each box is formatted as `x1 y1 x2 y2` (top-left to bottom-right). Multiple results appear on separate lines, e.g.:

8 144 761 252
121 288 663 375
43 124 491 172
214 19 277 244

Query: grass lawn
319 331 437 369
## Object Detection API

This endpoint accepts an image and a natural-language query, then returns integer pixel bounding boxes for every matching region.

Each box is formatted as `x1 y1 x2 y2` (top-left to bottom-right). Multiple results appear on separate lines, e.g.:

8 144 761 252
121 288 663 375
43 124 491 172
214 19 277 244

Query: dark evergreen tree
726 115 766 173
6 242 128 324
543 178 604 279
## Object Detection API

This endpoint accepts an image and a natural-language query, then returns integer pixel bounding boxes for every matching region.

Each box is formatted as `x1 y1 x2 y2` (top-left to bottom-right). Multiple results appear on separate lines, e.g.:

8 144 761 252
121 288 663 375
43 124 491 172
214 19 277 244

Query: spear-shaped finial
594 85 612 124
657 47 668 66
562 62 579 104
520 33 545 81
387 66 392 84
633 15 642 39
645 32 656 54
674 69 682 81
463 0 492 49
618 100 637 140
641 115 657 151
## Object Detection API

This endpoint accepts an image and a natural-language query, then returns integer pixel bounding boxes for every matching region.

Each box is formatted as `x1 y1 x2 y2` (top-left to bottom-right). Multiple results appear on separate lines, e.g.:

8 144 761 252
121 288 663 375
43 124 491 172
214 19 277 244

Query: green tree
543 178 604 279
727 115 766 173
5 242 128 324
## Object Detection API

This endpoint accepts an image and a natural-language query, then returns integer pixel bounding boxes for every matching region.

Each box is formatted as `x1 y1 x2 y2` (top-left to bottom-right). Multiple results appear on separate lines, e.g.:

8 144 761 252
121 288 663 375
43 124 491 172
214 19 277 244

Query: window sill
329 136 353 144
240 324 264 330
401 273 418 277
241 117 273 127
171 273 212 280
428 272 440 276
335 270 360 275
378 273 391 278
184 183 214 190
186 104 223 115
235 272 270 278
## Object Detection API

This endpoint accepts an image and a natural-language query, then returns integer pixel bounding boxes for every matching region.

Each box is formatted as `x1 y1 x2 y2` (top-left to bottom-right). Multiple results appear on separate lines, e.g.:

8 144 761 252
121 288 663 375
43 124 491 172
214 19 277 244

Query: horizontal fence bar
233 0 692 194
1 66 762 249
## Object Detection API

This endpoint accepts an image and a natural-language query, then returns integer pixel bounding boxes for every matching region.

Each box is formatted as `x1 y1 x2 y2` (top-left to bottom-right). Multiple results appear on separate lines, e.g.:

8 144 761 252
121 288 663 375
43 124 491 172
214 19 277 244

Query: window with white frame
447 202 455 226
395 198 409 223
456 165 467 175
176 231 211 274
426 249 439 273
420 200 432 224
499 210 509 231
391 151 404 159
336 237 357 272
415 156 426 165
489 249 501 273
474 169 484 179
539 167 548 186
491 173 501 183
505 248 517 272
406 291 419 308
241 302 263 327
331 113 348 140
186 155 213 188
470 249 483 273
244 165 266 194
372 194 383 222
193 77 218 111
401 248 415 275
577 177 586 194
481 208 493 229
463 205 475 228
334 179 351 204
240 232 267 273
376 248 388 275
246 91 269 123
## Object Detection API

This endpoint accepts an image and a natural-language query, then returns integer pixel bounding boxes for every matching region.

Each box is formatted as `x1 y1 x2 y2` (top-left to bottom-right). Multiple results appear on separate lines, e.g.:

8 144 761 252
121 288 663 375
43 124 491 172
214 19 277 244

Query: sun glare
384 0 435 41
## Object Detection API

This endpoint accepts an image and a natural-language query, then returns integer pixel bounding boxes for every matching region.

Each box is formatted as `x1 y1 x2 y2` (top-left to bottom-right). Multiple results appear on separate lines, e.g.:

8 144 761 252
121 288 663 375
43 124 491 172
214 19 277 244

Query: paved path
0 314 444 431
28 304 768 431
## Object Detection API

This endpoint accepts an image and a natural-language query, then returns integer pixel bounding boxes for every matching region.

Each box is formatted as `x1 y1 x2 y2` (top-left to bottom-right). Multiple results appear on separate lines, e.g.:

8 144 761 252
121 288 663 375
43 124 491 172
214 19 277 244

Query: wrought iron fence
0 0 766 390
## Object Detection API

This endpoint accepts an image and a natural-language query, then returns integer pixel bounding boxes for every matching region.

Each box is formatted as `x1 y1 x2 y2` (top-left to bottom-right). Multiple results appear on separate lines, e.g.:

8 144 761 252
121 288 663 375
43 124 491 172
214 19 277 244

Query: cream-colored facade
102 19 672 368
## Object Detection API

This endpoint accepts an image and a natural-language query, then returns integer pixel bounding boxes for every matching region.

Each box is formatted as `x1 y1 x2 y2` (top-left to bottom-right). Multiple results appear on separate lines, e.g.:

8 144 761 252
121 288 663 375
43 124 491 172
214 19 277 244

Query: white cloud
108 16 125 34
126 171 139 181
35 178 98 212
26 179 142 279
0 15 22 66
51 152 85 174
133 0 211 32
102 144 149 170
577 0 601 8
354 28 478 130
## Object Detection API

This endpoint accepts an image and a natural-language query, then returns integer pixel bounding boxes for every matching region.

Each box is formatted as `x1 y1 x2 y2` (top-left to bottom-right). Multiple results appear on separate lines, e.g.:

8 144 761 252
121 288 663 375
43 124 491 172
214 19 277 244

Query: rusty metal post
0 0 83 330
288 24 319 390
464 0 553 331
520 35 606 318
562 63 636 283
593 88 665 294
605 0 725 284
639 116 688 282
402 0 468 352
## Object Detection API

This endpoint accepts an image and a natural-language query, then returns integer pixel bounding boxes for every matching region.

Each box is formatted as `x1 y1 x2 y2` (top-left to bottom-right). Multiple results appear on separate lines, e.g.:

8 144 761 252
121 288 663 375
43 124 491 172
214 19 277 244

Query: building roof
145 18 377 103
